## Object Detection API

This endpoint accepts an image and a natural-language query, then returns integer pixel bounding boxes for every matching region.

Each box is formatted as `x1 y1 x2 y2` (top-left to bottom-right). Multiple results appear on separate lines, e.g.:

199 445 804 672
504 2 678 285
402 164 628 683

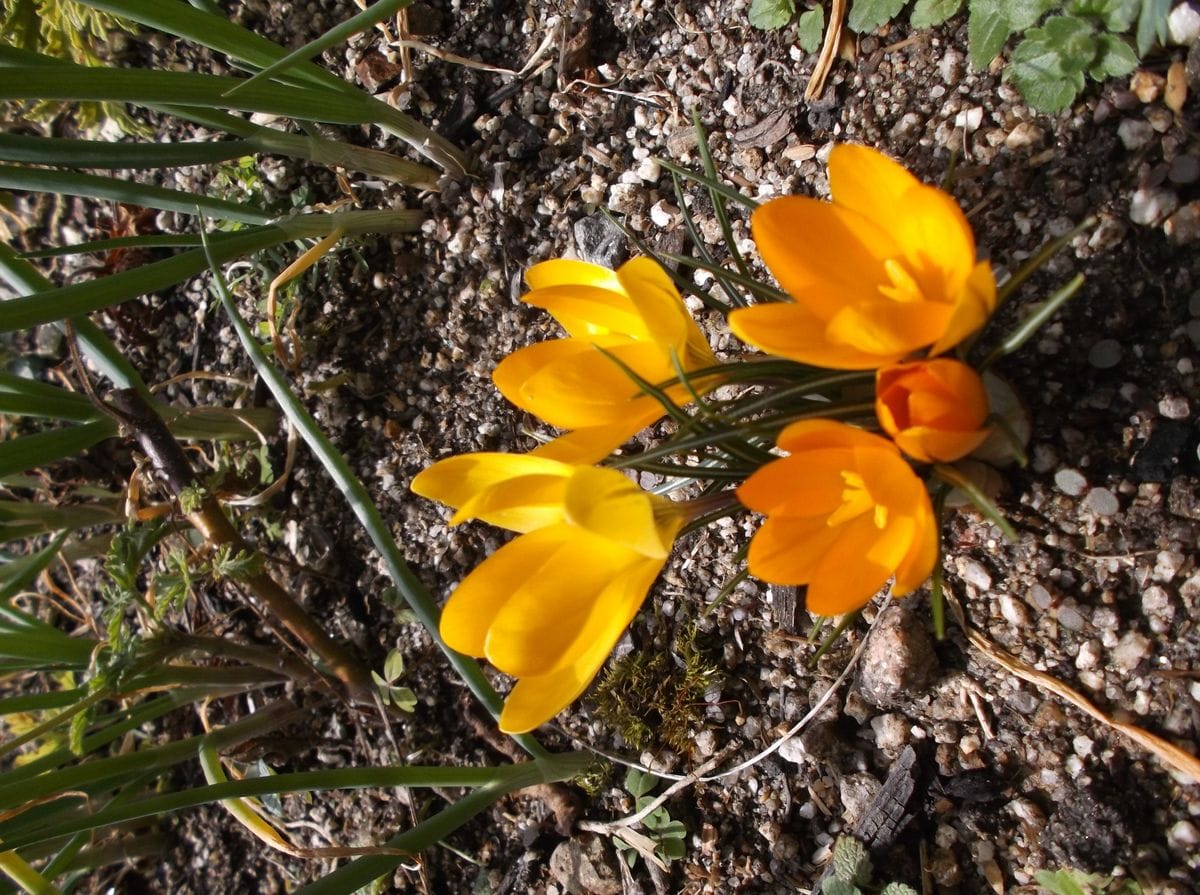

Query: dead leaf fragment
1166 60 1188 113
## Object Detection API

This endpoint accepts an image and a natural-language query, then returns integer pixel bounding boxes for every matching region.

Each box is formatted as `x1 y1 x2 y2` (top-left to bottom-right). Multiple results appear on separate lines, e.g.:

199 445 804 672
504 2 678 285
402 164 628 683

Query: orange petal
828 144 921 227
745 514 842 585
929 260 997 356
888 184 976 301
729 302 895 369
894 427 991 464
775 419 897 456
892 501 939 596
737 451 852 517
824 299 953 362
751 197 896 310
806 515 897 615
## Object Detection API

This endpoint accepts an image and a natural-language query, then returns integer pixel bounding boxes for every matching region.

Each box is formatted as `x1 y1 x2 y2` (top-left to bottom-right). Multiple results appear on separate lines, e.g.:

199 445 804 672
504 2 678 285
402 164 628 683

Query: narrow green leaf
228 0 412 96
0 392 100 423
0 421 118 479
0 63 381 126
0 165 271 225
932 463 1017 541
911 0 963 29
0 133 254 169
0 532 69 603
22 234 205 260
1136 0 1171 56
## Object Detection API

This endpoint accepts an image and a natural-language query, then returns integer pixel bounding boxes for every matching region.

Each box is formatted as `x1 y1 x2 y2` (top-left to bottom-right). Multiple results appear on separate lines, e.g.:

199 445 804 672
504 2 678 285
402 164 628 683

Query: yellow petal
828 144 922 227
751 197 896 309
497 557 665 733
411 452 571 532
929 260 997 356
525 258 623 292
531 420 656 465
729 302 893 369
495 339 673 429
451 474 569 531
485 531 636 676
564 466 680 558
523 285 647 339
746 514 844 585
438 526 571 657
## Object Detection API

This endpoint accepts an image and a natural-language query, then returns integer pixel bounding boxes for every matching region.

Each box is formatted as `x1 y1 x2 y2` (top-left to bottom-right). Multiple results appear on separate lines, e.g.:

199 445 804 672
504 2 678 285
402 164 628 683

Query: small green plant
750 1 1172 113
592 625 719 753
371 649 418 713
614 769 688 869
822 834 918 895
1035 868 1143 895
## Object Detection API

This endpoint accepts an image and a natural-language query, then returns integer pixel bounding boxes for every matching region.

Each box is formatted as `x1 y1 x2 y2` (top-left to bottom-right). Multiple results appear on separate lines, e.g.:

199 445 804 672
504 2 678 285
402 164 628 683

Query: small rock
1158 395 1191 420
1084 487 1120 516
857 604 937 708
1058 601 1087 632
1087 338 1123 369
1111 630 1151 671
939 50 965 85
1165 201 1200 245
1130 70 1165 103
1076 639 1103 670
1130 187 1179 226
1117 118 1155 151
1168 1 1200 45
548 837 621 895
574 212 627 267
870 713 910 754
1029 584 1053 611
1168 154 1200 186
999 592 1029 627
839 772 882 826
1005 121 1044 150
1054 468 1089 497
1168 820 1200 850
1153 550 1186 582
1142 585 1175 621
693 728 717 758
957 557 993 591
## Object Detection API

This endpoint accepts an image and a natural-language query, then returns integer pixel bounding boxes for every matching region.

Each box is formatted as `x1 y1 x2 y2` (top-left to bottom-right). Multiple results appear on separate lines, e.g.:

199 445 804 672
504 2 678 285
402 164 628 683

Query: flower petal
929 259 997 355
564 465 681 558
525 258 623 292
729 302 895 369
828 143 921 226
806 515 898 615
497 558 663 733
744 514 842 584
411 453 571 532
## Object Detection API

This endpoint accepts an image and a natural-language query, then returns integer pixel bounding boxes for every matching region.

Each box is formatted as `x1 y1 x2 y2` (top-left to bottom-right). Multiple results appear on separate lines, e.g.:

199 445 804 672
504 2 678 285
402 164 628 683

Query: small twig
107 388 374 704
946 588 1200 784
805 0 846 101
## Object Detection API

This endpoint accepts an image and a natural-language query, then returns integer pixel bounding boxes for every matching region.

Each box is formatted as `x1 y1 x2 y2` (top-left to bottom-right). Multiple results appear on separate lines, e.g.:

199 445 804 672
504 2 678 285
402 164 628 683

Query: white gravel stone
1084 487 1120 516
958 558 993 591
1117 118 1155 151
1029 584 1053 611
1168 1 1200 44
1112 630 1152 671
1076 639 1103 670
1158 395 1190 419
1130 187 1179 226
1006 121 1044 150
1168 820 1200 850
999 592 1029 627
1153 551 1187 582
1054 468 1088 496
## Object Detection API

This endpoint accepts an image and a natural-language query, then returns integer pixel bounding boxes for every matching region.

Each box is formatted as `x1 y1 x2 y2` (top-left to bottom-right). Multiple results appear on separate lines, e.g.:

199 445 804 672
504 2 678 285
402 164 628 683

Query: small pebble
1005 122 1044 150
1130 187 1180 226
1168 820 1200 850
999 592 1029 627
1111 630 1152 671
1166 201 1200 245
1154 551 1186 582
1117 118 1155 151
1076 639 1103 670
958 558 993 591
1169 154 1200 186
1158 395 1191 419
1055 468 1089 496
1088 339 1123 369
1084 487 1120 516
1029 584 1053 611
1058 602 1087 631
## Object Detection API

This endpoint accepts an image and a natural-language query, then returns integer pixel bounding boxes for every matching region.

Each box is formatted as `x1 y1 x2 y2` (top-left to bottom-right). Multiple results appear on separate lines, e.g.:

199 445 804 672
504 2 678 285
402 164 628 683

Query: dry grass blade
946 590 1200 784
805 0 845 101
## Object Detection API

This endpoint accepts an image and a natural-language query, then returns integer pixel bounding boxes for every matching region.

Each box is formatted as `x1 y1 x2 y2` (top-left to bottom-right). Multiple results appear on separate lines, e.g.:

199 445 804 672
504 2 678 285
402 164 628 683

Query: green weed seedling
370 648 417 713
749 1 1173 113
821 834 918 895
615 769 688 869
1035 867 1143 895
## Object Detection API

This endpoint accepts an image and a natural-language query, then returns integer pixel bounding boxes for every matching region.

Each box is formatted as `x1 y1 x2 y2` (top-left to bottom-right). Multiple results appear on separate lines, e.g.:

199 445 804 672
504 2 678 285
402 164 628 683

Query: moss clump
592 625 720 754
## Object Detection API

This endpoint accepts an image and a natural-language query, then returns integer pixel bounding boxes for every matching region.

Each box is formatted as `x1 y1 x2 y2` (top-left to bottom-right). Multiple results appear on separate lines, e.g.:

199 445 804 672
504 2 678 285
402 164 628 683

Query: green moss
592 624 720 754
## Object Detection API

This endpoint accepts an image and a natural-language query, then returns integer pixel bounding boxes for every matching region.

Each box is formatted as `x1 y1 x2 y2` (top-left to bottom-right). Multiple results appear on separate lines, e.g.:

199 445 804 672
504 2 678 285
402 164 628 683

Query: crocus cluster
414 144 1002 731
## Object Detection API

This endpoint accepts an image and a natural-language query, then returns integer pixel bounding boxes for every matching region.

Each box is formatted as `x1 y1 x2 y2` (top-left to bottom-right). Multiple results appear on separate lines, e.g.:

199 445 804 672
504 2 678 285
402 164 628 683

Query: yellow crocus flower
737 420 937 617
494 257 718 463
412 454 687 733
730 144 996 369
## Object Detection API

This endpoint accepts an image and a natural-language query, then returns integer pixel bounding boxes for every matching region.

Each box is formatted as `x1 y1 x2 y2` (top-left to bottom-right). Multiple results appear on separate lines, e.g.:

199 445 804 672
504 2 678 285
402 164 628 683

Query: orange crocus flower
737 420 937 616
493 257 718 463
875 358 992 463
729 144 996 369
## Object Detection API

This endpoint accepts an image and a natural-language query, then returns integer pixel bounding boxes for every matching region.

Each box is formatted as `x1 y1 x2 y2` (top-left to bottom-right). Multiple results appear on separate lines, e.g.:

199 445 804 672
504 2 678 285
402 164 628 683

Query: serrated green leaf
1067 0 1136 31
847 0 907 33
1007 26 1089 111
1136 0 1171 56
748 0 795 30
879 884 920 895
1040 15 1100 72
1008 0 1057 30
822 880 862 895
1033 869 1093 895
967 0 1013 68
1090 33 1138 79
911 0 963 29
831 834 872 884
797 6 826 50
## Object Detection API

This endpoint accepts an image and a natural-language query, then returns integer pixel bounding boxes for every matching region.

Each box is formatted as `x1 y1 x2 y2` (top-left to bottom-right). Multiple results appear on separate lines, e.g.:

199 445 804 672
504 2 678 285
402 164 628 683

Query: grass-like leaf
0 421 118 479
0 165 272 225
0 132 254 169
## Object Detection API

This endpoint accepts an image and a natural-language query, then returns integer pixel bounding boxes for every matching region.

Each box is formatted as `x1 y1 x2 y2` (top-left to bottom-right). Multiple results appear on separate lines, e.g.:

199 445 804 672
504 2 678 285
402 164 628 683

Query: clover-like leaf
847 0 907 34
911 0 963 29
797 5 826 51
